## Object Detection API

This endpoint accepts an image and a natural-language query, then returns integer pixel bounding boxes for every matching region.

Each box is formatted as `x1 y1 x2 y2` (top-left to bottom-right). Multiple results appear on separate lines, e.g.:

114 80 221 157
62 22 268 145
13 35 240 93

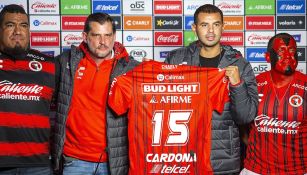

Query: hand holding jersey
243 33 307 175
224 65 241 85
108 61 230 175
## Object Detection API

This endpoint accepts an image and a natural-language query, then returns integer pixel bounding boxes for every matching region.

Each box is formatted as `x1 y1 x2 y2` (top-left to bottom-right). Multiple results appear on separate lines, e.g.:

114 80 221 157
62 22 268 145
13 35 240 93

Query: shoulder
256 71 269 82
28 49 54 62
223 45 244 60
56 45 83 61
295 71 307 80
166 42 198 63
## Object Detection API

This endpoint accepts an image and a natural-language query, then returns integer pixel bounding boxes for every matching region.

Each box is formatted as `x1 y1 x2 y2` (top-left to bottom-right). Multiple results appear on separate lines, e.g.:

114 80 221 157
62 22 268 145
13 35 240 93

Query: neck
200 44 221 58
270 69 294 88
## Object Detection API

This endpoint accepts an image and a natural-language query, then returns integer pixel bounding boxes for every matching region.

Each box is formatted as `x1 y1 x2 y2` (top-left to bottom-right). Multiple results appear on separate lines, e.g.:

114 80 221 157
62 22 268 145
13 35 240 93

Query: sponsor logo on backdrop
154 32 183 46
0 1 26 12
184 16 194 30
154 1 182 14
130 49 147 61
62 16 87 30
220 32 244 46
251 63 270 74
183 0 204 15
124 31 152 46
292 34 301 43
123 0 151 14
216 1 244 15
277 0 305 14
30 32 59 47
246 48 266 62
278 31 307 46
33 20 56 27
246 32 274 46
224 16 244 30
30 1 57 13
123 16 152 30
126 35 149 42
30 16 60 31
61 0 90 14
111 16 121 30
245 16 275 30
129 1 145 12
93 0 121 14
297 48 306 62
154 16 182 30
62 33 83 47
245 0 275 15
160 51 169 59
277 16 306 30
297 63 307 74
248 4 273 10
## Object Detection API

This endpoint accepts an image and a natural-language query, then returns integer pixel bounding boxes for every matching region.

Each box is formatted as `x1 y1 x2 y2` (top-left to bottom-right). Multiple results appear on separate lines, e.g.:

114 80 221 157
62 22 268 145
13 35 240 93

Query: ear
265 51 271 63
191 23 196 33
82 32 87 43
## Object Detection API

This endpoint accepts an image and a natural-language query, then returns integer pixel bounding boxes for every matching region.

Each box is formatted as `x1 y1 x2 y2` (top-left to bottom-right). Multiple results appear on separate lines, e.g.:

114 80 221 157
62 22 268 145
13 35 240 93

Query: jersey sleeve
209 70 230 114
108 76 131 116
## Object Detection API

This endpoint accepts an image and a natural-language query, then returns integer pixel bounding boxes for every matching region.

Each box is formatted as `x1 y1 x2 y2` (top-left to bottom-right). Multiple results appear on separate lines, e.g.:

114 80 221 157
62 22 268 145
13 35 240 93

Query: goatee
2 46 27 59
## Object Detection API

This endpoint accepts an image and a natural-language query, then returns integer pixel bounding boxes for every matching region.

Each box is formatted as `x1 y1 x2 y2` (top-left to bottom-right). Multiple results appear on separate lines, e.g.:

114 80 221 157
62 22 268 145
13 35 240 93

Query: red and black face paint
269 37 298 75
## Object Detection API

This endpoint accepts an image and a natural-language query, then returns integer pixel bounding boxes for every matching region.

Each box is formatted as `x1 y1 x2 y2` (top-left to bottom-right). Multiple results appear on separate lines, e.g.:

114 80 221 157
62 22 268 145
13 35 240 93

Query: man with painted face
241 33 307 175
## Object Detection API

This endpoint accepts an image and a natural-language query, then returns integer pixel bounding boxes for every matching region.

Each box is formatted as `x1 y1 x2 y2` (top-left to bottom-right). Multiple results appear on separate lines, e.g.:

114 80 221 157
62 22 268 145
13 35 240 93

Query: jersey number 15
152 110 193 146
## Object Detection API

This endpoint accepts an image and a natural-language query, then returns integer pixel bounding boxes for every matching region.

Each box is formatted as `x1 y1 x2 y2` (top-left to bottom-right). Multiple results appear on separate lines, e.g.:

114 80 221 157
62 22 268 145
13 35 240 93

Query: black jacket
165 41 258 174
52 42 139 175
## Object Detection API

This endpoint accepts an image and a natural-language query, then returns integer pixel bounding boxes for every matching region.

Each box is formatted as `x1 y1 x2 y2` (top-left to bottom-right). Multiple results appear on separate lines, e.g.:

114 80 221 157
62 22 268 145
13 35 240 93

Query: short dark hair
267 33 295 51
83 13 116 33
0 4 28 25
194 4 223 24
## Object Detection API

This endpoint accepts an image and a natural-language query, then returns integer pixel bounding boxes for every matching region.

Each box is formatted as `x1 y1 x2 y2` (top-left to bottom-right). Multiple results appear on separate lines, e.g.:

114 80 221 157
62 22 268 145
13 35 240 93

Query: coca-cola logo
155 32 182 46
157 35 179 43
218 2 242 9
31 2 56 9
64 34 83 41
0 80 43 94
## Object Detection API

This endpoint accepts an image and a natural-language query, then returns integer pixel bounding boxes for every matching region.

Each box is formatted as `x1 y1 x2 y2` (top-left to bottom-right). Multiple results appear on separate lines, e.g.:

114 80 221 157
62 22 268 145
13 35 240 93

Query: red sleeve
209 69 230 114
108 76 131 116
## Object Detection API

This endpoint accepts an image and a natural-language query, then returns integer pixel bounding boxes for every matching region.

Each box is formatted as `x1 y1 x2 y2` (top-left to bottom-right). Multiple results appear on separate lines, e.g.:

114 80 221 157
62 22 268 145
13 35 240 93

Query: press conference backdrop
1 0 306 75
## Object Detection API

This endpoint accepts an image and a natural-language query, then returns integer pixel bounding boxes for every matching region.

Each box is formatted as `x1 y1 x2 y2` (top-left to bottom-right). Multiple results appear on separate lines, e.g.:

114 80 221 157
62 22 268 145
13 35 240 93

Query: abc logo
253 64 268 73
130 1 145 9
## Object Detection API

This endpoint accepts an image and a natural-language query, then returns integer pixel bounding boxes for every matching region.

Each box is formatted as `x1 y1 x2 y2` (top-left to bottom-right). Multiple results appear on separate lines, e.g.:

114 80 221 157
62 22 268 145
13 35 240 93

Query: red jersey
108 61 229 175
0 50 55 167
244 71 307 175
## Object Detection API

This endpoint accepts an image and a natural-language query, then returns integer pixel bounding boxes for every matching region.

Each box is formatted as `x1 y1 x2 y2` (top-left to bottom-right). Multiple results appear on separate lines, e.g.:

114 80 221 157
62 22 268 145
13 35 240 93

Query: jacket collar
187 40 241 68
